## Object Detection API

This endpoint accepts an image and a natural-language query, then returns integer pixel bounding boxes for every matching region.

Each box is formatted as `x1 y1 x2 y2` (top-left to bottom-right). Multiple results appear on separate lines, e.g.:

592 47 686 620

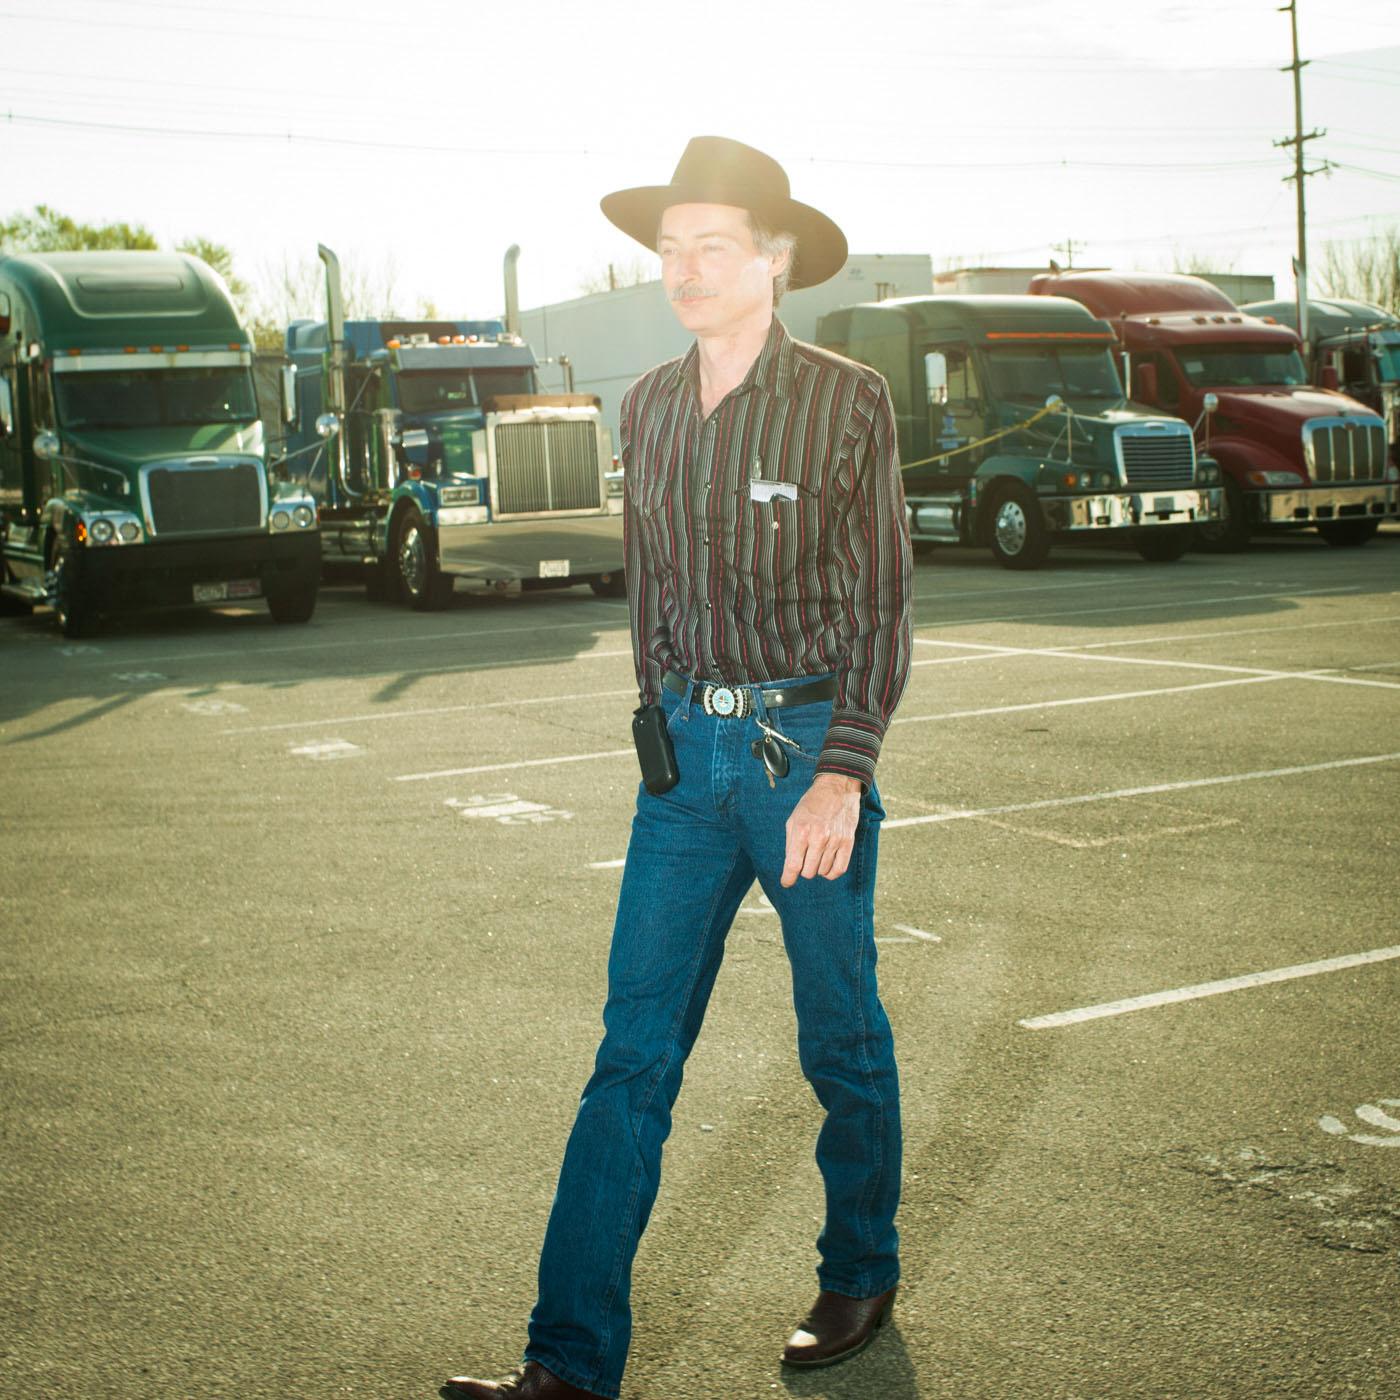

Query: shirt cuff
815 709 886 790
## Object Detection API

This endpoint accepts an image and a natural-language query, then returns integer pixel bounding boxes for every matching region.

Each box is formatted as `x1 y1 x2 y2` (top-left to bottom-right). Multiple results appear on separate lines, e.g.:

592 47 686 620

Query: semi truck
280 246 623 609
0 251 320 636
816 295 1222 569
1241 296 1400 470
1030 271 1395 549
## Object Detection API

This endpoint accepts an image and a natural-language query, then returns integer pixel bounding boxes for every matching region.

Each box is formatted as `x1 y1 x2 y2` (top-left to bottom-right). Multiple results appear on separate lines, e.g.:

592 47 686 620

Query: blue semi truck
279 246 624 608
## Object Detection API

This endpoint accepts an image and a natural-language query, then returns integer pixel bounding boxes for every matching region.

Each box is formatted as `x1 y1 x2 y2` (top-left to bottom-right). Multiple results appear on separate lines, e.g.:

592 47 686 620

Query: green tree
0 204 159 253
175 235 249 302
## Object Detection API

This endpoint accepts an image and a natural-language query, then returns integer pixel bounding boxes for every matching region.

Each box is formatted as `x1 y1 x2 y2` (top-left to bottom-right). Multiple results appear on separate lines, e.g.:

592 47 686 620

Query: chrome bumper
1044 487 1222 533
1251 484 1396 525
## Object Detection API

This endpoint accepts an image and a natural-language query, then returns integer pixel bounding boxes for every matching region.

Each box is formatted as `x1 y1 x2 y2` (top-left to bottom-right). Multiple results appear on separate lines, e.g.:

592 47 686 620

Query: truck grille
1305 419 1387 483
145 461 264 536
493 420 602 515
1115 427 1196 487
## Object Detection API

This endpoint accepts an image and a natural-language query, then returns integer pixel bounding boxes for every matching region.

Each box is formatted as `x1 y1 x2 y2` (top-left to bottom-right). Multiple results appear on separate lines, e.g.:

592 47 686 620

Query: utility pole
1275 0 1328 357
1051 238 1085 271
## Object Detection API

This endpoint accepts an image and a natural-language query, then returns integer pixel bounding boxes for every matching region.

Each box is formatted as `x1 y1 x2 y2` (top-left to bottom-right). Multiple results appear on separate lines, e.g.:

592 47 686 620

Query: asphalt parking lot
2 528 1398 1400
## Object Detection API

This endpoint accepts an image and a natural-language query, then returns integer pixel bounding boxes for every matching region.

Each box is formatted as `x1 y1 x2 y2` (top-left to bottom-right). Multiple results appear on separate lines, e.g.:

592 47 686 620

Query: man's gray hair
746 212 798 306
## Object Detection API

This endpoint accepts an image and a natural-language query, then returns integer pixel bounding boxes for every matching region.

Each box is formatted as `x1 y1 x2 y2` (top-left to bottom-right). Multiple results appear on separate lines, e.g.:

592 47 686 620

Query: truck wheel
393 507 454 611
267 584 318 624
1134 528 1194 563
987 485 1050 570
590 570 627 598
1316 519 1380 548
1194 477 1250 553
49 542 100 638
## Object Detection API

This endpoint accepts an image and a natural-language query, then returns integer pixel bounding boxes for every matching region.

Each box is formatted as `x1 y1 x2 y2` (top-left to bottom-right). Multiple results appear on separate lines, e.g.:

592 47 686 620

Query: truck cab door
922 347 988 483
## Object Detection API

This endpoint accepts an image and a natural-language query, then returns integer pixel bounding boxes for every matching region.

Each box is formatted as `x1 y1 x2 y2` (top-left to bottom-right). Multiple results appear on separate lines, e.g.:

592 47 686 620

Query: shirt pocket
729 481 826 598
628 466 679 579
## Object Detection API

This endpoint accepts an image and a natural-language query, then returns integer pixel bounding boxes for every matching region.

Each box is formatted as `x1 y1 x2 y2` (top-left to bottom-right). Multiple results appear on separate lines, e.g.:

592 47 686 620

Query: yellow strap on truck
900 399 1071 472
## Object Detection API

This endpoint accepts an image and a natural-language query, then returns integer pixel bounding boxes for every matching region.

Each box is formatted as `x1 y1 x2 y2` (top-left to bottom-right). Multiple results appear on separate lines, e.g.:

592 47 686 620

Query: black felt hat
600 135 848 290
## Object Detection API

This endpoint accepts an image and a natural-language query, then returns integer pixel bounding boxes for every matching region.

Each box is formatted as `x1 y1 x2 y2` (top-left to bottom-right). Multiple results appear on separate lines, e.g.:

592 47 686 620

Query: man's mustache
671 285 717 302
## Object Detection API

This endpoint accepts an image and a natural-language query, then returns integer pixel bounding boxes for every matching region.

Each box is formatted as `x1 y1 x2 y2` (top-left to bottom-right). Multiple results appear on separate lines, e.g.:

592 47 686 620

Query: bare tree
577 257 655 295
1316 228 1400 315
1169 249 1239 276
244 249 413 352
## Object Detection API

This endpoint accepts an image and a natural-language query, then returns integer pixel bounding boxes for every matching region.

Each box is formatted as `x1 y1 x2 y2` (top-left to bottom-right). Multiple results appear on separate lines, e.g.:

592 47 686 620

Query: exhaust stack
317 243 359 497
504 245 521 338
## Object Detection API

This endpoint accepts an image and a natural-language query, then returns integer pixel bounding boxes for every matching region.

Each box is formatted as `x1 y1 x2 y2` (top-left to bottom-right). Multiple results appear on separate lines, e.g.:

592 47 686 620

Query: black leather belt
663 670 835 718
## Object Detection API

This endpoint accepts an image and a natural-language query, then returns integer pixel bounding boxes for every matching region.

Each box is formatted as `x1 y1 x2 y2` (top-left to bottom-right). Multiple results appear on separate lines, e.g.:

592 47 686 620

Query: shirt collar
663 316 796 402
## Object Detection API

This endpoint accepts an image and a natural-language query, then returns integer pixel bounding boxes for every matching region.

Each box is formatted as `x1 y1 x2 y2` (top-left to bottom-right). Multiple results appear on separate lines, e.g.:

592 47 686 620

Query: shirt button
705 601 712 610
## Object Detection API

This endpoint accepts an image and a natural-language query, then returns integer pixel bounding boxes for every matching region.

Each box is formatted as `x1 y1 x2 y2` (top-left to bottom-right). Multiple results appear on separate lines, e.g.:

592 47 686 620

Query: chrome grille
1305 419 1387 483
145 461 263 536
493 420 602 515
1115 427 1196 487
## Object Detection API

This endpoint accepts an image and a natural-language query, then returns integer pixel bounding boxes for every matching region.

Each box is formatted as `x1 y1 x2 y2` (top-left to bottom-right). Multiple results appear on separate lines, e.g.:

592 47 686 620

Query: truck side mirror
279 364 297 424
0 379 12 437
314 413 340 439
1133 361 1159 404
1320 364 1339 391
924 351 948 406
33 430 60 460
1202 393 1219 415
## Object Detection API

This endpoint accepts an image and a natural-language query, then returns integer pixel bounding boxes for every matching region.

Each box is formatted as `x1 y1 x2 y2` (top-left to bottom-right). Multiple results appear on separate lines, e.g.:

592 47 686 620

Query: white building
519 254 932 445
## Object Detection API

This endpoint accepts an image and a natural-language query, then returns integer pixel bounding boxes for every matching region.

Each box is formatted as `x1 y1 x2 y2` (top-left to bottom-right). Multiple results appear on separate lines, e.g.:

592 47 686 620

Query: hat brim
600 184 848 291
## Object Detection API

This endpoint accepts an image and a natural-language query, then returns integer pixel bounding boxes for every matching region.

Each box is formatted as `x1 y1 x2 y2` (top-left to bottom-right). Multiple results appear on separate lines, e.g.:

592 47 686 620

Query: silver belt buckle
701 684 750 718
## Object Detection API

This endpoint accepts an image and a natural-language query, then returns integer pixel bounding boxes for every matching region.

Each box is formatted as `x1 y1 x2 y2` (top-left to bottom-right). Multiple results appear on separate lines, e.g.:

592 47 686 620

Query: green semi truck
816 295 1222 568
0 251 320 635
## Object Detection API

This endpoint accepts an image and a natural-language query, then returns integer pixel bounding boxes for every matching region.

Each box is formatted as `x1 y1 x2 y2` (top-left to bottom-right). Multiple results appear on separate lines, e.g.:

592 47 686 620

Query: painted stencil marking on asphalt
445 794 573 825
182 699 249 716
1319 1100 1400 1148
113 670 169 683
288 739 363 761
58 645 102 657
881 751 1400 830
1019 944 1400 1030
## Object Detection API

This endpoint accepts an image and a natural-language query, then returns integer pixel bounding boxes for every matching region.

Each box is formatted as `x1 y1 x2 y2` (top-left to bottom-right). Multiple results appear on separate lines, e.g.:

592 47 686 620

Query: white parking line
894 672 1288 724
912 584 1360 631
227 687 638 736
908 637 1400 690
397 748 634 782
881 751 1400 829
1019 944 1400 1030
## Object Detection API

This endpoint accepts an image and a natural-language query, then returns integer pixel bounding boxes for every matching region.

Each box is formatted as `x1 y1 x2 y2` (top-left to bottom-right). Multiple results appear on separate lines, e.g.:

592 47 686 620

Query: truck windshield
55 368 258 430
983 346 1122 402
398 366 535 414
1175 345 1307 387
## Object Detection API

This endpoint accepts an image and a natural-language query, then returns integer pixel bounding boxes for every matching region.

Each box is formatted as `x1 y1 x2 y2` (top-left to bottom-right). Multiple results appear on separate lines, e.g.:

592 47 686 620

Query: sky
3 0 1400 322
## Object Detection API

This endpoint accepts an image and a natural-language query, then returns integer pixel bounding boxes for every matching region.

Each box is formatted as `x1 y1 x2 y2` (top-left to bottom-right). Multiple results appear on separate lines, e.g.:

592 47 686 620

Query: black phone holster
632 704 679 795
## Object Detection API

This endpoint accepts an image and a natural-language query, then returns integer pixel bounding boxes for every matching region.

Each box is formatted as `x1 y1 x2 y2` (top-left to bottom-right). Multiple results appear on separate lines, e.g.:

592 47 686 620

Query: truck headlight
119 521 141 543
293 504 315 528
1247 470 1304 487
89 518 116 544
271 508 291 530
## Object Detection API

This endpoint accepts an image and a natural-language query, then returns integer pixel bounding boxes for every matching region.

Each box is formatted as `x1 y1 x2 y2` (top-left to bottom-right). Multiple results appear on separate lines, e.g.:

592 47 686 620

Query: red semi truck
1030 271 1395 550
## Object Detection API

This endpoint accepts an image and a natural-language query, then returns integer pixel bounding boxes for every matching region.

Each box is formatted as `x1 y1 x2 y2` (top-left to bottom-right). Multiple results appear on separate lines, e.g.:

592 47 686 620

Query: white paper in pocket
750 480 798 503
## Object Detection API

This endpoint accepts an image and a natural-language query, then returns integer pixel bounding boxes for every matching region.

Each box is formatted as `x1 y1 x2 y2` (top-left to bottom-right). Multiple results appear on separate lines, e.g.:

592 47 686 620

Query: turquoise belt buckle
701 684 750 718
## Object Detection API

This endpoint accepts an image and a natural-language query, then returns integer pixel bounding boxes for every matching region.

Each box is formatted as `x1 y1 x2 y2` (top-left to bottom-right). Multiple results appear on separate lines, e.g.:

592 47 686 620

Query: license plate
193 578 261 603
539 559 570 578
1153 497 1176 514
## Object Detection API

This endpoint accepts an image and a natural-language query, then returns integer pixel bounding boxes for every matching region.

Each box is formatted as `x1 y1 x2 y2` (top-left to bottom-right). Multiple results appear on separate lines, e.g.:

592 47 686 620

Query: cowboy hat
600 135 848 290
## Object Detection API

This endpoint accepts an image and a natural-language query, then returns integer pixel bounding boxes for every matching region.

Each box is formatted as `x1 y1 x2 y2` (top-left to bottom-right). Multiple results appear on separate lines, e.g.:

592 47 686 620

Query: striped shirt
620 317 912 787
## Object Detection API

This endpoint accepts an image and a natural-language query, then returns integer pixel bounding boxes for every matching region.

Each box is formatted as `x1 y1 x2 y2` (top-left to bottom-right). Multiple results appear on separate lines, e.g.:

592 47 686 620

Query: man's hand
781 773 863 887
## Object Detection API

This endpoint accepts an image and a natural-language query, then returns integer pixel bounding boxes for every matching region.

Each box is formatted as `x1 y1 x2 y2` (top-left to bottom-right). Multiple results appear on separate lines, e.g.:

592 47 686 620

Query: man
443 135 912 1400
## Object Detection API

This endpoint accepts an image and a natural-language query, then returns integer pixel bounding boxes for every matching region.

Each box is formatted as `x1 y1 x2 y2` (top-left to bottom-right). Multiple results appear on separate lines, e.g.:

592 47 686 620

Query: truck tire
590 570 627 598
1194 477 1250 553
1316 519 1380 548
987 484 1050 570
49 541 100 638
267 584 318 624
1134 528 1194 563
393 507 454 611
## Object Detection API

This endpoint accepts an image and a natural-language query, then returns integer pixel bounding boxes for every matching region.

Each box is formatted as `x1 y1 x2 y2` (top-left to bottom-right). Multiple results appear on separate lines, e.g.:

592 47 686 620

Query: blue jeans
524 676 901 1398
